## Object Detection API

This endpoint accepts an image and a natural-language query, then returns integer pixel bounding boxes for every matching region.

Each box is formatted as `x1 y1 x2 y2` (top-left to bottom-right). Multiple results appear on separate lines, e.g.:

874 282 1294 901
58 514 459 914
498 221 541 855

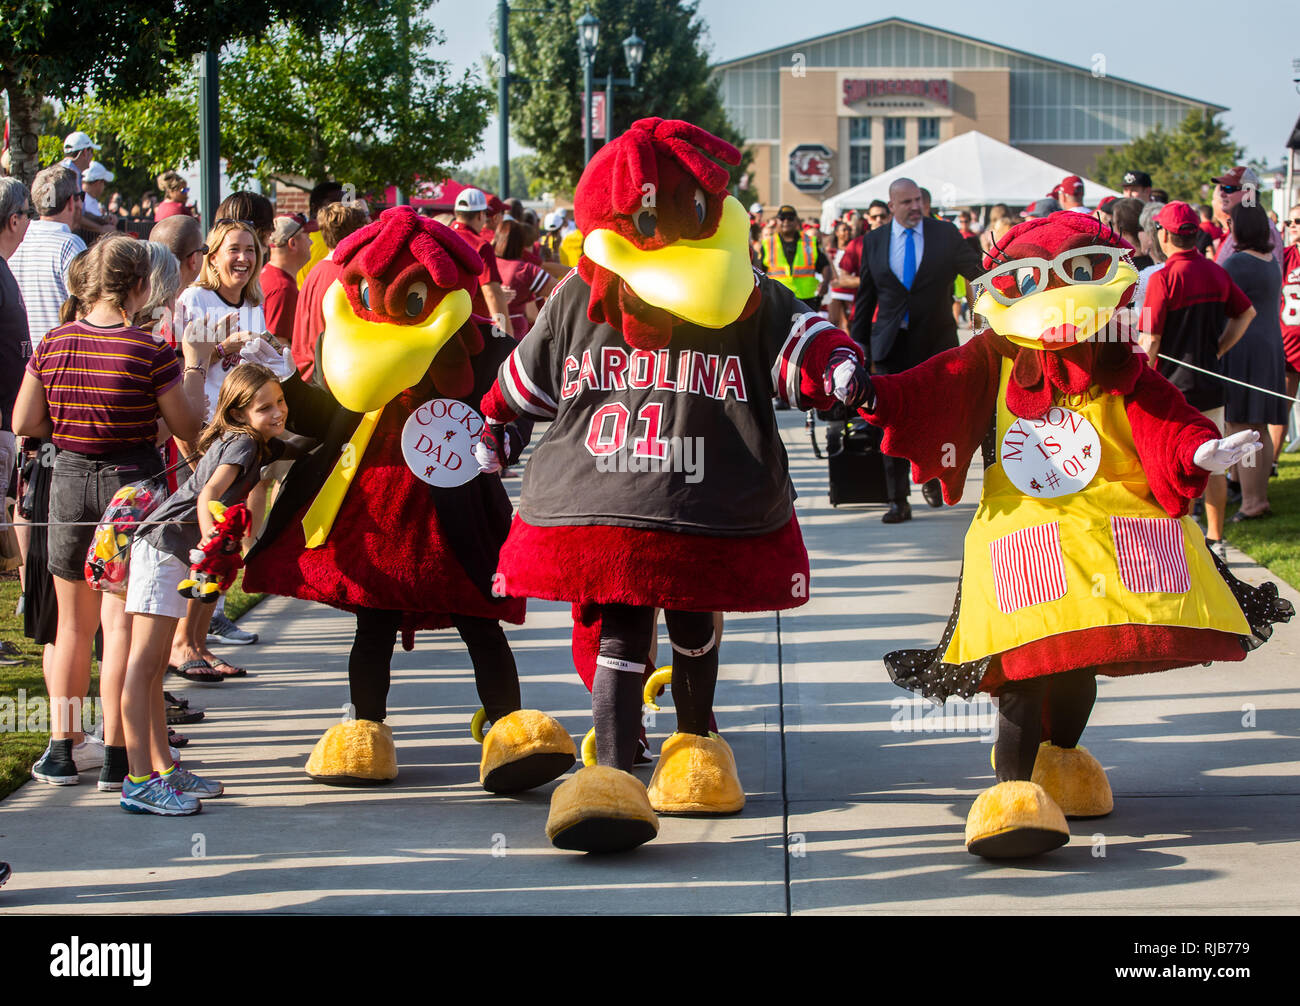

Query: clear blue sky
431 0 1299 173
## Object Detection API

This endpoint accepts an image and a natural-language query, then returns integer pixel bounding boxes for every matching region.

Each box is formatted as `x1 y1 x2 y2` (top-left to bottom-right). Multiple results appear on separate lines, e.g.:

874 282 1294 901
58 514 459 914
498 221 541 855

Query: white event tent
820 131 1121 229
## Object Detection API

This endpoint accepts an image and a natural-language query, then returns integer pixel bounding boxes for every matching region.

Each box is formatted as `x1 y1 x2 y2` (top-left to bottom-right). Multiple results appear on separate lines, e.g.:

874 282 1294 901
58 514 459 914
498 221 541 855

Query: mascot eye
692 188 707 226
1066 256 1092 281
359 279 372 311
1015 266 1041 295
633 208 657 238
404 281 428 318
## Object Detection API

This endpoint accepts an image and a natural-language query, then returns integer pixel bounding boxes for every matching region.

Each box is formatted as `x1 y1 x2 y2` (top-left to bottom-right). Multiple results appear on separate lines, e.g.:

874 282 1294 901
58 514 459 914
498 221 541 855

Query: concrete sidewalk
1 410 1297 914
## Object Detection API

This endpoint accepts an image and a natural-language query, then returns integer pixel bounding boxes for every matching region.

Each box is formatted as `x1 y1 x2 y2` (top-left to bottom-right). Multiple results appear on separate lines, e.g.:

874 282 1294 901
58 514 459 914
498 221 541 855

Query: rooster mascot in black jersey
481 118 870 852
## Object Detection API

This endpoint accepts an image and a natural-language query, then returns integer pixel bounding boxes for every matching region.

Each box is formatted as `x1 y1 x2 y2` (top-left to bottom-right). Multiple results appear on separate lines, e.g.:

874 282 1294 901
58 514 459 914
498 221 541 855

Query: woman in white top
171 217 274 680
175 218 270 423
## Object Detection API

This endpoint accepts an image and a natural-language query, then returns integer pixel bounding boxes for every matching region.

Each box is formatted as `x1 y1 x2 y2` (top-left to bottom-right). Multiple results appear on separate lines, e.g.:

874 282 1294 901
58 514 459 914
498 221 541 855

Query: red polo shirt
450 220 502 321
261 263 299 347
1142 248 1252 410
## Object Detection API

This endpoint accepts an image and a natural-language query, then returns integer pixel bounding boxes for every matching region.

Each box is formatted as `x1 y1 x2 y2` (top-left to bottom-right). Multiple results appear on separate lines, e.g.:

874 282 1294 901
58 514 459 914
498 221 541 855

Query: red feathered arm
859 333 1001 504
1124 366 1220 517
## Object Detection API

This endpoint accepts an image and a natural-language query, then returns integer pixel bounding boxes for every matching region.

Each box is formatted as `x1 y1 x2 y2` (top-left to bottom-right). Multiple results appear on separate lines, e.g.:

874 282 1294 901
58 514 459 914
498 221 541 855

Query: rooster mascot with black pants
243 207 575 793
856 211 1293 858
479 118 870 853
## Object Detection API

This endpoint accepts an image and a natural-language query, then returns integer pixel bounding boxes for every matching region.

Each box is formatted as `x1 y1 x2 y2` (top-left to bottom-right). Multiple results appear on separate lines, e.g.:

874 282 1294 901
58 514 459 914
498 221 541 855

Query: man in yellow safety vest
759 204 830 310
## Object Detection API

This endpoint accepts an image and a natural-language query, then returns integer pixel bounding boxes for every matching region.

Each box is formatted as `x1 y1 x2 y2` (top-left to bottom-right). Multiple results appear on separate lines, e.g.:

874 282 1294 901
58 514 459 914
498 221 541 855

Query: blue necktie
902 227 916 325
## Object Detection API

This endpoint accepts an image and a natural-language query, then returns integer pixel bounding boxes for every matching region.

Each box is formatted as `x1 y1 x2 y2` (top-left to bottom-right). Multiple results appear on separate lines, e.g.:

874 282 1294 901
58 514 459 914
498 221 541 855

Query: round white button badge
401 398 486 488
999 406 1101 498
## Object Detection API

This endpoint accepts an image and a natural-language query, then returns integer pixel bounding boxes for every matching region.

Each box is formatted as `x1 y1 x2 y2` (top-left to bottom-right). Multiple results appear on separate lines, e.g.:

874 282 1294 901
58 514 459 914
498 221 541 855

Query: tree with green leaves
1 0 346 186
1091 111 1244 203
458 155 544 201
54 1 492 198
499 0 752 199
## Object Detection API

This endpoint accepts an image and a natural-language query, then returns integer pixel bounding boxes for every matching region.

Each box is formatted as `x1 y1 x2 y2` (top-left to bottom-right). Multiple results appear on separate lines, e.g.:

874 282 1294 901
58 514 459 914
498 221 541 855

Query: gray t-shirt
141 432 283 561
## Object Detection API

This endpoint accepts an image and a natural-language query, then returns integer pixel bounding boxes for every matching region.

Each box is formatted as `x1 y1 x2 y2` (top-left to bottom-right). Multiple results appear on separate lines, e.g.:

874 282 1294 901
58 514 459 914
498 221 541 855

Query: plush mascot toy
857 211 1293 858
243 206 575 793
178 501 251 601
480 117 869 852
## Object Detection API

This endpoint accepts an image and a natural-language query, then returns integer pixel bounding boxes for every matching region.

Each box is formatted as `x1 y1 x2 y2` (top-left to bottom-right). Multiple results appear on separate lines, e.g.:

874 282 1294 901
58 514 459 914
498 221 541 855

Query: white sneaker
72 733 105 770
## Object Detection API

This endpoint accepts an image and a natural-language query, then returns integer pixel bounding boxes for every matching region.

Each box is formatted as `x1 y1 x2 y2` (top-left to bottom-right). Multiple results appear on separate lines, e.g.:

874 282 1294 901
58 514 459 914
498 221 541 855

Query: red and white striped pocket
989 523 1068 614
1111 516 1189 594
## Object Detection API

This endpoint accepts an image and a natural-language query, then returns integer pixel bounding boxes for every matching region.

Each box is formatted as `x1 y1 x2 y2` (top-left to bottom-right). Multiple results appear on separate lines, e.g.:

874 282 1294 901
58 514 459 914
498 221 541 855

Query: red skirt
245 406 525 631
495 512 810 612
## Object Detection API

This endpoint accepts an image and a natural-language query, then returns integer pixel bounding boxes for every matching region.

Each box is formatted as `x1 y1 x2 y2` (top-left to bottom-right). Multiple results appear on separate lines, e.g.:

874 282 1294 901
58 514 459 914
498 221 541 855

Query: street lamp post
604 30 645 140
578 8 600 165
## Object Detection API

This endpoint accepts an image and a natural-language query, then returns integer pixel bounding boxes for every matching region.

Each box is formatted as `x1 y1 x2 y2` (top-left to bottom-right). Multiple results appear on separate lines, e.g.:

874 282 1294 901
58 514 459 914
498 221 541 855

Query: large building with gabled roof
713 17 1226 211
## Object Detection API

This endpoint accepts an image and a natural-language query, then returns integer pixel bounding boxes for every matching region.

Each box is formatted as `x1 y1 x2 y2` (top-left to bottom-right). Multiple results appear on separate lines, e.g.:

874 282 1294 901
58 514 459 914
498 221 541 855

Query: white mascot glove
1193 429 1262 473
474 424 508 475
239 336 296 380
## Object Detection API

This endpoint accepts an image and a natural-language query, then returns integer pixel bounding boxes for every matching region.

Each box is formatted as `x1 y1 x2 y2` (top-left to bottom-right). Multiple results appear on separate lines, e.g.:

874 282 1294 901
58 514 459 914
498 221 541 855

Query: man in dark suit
851 177 984 522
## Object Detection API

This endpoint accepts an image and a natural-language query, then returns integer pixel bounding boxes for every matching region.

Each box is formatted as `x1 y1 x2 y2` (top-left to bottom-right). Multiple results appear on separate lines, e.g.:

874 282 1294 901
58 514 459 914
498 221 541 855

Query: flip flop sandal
168 728 189 748
164 691 191 709
169 659 224 683
167 706 205 725
1230 507 1273 522
208 659 247 678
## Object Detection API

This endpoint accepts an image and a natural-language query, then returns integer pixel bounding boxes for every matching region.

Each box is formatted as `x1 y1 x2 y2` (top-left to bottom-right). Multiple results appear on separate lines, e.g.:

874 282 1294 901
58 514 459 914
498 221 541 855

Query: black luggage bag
811 404 890 507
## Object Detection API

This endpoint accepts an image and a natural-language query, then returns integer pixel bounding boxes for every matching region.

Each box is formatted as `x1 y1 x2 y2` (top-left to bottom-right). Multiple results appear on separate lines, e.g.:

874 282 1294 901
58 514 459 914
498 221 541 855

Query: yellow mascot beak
582 195 755 329
973 264 1137 350
319 281 471 413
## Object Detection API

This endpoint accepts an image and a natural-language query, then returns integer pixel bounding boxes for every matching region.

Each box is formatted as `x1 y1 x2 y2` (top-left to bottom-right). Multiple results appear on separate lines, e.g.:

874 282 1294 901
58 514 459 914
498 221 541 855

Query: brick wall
275 182 310 216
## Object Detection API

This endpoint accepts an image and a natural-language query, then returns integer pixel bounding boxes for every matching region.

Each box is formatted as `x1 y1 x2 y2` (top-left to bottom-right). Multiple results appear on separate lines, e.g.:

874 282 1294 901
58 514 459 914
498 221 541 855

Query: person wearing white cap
59 134 116 237
59 132 100 189
450 187 513 336
80 162 114 218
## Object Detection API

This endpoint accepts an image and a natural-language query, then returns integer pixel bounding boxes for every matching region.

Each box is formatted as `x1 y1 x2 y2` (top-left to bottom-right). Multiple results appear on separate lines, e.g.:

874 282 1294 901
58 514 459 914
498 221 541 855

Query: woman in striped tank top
14 236 207 789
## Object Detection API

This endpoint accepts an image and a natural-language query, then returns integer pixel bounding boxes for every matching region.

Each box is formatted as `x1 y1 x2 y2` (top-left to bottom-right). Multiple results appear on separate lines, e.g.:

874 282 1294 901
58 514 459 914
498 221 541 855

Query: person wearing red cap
1094 196 1118 227
1212 167 1284 272
1053 175 1088 213
1139 201 1256 554
450 187 513 337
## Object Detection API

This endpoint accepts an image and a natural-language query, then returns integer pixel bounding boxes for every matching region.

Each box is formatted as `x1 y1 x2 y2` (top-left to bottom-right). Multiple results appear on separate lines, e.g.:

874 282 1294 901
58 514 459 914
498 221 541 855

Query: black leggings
347 609 521 723
591 604 717 770
994 667 1097 783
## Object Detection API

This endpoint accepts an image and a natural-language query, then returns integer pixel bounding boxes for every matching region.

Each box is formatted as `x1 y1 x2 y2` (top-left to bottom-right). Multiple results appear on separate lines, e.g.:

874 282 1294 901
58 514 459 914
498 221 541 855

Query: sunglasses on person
215 217 256 228
187 243 210 259
1288 217 1300 227
1217 184 1241 195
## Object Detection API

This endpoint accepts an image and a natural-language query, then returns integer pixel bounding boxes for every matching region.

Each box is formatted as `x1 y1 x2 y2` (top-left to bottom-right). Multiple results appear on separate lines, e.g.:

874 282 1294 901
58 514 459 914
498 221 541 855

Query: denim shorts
47 446 163 582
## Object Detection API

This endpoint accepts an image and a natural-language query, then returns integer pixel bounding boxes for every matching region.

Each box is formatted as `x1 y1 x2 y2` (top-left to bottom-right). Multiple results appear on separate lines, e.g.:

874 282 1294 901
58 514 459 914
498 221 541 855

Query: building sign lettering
843 78 950 107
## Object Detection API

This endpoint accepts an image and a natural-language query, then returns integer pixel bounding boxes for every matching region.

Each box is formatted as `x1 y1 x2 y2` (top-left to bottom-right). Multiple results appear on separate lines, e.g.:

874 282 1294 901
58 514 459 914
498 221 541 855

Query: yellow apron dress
944 357 1248 668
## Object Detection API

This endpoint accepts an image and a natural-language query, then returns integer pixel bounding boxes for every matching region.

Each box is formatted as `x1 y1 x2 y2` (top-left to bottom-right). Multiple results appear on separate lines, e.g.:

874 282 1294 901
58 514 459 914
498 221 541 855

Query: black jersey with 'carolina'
498 270 833 536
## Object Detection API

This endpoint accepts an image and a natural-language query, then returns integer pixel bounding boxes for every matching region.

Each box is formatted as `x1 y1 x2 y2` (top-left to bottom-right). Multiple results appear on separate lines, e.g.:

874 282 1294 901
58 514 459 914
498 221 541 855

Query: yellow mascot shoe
646 731 745 815
545 765 659 853
479 709 577 794
305 719 398 785
965 780 1069 859
1031 742 1113 819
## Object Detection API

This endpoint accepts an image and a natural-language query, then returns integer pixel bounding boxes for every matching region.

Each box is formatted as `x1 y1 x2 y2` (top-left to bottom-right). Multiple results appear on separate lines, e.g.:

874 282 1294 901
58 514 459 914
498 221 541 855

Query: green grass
0 568 263 803
223 570 264 621
1223 451 1300 591
0 573 59 802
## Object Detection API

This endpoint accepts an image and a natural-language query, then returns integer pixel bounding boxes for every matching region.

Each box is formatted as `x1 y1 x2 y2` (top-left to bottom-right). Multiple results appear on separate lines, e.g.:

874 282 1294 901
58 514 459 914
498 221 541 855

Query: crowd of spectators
1 120 1298 820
